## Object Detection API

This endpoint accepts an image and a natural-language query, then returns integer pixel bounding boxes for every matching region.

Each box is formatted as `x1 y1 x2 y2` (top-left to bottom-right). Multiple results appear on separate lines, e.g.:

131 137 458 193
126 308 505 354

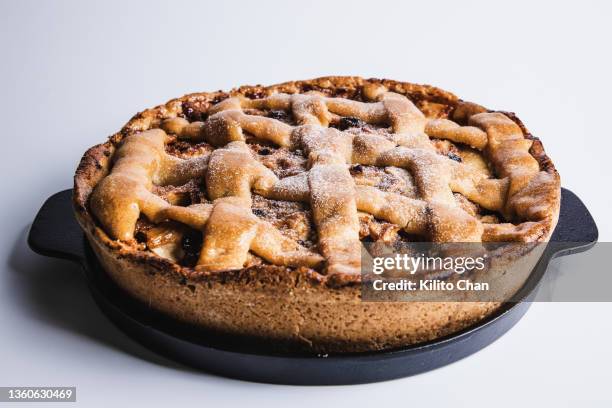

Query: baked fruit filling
88 80 560 282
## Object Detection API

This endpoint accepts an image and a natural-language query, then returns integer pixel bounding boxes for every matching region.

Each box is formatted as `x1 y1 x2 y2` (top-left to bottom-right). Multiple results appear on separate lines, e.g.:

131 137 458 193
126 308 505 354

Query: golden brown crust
73 76 560 352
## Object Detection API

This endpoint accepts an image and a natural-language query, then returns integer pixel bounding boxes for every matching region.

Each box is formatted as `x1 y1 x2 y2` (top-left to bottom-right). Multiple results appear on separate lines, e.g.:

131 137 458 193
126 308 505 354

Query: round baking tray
28 188 597 385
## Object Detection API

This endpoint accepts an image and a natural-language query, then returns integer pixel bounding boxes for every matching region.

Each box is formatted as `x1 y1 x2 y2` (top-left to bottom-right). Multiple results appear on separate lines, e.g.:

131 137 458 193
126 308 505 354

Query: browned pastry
74 77 560 352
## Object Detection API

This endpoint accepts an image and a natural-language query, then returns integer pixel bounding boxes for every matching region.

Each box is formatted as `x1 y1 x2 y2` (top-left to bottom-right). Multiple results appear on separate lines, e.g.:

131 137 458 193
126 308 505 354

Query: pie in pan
74 76 560 353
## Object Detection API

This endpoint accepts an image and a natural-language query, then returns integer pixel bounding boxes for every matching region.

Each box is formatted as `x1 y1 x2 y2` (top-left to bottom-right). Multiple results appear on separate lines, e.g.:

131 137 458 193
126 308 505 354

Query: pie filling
89 81 559 278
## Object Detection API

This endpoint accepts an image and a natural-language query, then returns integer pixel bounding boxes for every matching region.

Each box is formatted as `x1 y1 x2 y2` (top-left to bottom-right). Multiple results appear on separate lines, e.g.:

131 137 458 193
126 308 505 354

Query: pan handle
547 188 598 260
28 189 86 264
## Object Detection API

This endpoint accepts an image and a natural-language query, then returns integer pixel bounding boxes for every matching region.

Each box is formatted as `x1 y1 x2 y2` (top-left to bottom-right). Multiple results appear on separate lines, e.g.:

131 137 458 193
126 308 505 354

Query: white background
1 0 611 407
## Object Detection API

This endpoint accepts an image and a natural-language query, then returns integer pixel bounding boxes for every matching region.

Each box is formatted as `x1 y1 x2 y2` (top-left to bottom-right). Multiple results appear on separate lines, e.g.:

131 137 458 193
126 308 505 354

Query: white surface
1 0 611 406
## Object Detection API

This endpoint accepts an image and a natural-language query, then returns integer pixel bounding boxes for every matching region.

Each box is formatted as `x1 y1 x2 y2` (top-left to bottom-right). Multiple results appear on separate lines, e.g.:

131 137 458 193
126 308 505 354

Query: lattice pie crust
74 77 560 352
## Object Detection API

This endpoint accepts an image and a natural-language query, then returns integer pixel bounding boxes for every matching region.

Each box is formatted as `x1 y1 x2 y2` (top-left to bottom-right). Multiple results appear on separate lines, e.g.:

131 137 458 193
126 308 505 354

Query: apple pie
74 77 560 352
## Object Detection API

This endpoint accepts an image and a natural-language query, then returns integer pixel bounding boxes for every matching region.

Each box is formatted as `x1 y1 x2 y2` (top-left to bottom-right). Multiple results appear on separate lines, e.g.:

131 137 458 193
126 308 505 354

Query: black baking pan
27 188 597 385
